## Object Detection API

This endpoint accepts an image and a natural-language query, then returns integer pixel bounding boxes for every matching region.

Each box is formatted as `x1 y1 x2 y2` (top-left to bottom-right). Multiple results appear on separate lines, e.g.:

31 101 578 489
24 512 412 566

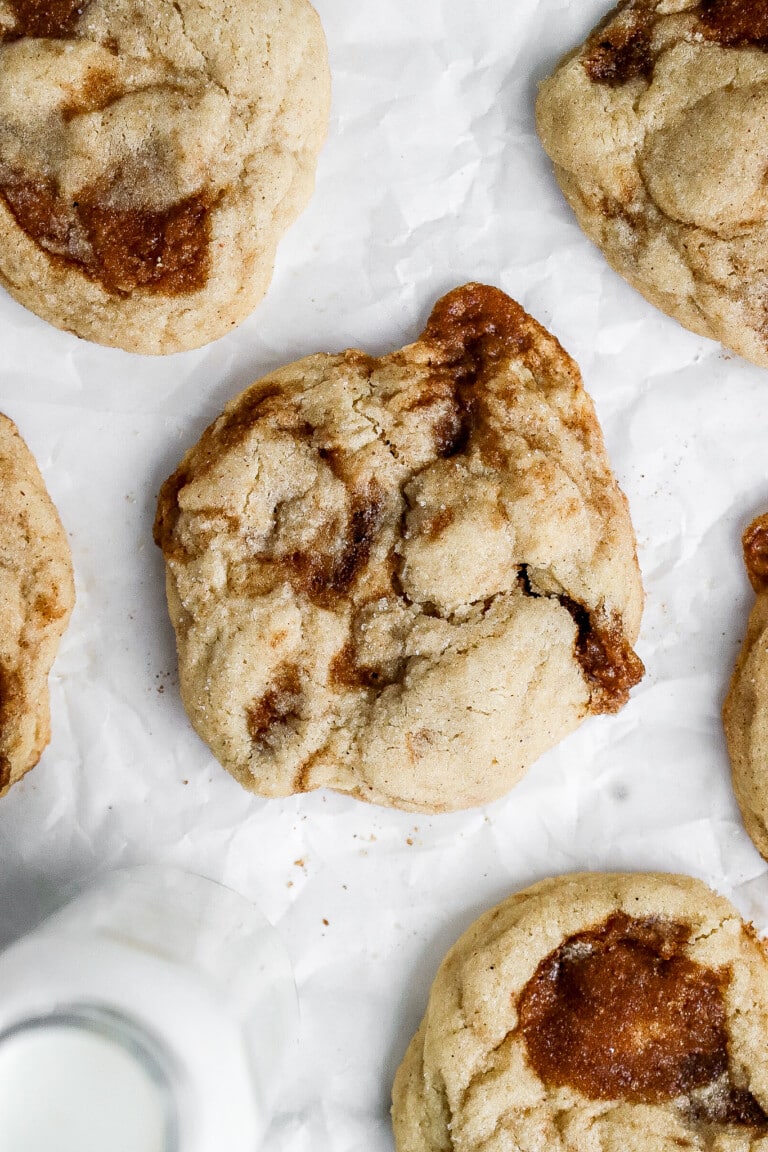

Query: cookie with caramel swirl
0 0 330 353
154 284 643 812
537 0 768 368
393 872 768 1151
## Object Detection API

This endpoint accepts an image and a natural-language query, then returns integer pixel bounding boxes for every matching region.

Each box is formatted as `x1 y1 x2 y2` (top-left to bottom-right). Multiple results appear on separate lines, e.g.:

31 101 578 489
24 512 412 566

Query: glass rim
0 1002 180 1152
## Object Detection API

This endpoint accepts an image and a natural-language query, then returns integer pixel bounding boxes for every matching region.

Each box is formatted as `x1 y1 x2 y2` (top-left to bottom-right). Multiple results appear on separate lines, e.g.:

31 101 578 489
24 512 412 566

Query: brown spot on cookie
418 284 540 462
153 467 191 559
59 69 121 121
519 913 732 1104
688 1077 768 1129
3 0 87 39
247 666 302 750
743 513 768 593
562 598 644 713
518 567 643 711
0 172 212 296
419 507 455 540
422 283 534 377
699 0 768 49
0 665 18 787
582 1 656 87
80 193 212 295
287 483 387 606
328 642 384 690
33 590 66 623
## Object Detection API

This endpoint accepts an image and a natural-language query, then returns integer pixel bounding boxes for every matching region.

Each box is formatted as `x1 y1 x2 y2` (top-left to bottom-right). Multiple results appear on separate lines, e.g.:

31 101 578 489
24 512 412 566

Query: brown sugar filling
699 0 768 49
3 0 87 39
561 598 644 714
519 568 643 714
0 173 211 296
0 665 17 789
743 513 768 594
247 666 303 751
582 2 656 87
519 913 768 1129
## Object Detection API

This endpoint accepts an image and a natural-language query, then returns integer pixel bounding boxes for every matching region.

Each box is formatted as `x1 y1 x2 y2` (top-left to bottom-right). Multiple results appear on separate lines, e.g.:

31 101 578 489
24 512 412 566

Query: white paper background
1 0 768 1147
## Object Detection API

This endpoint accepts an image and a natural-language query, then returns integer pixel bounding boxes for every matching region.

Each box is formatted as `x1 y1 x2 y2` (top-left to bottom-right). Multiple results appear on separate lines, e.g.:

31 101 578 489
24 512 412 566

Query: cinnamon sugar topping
700 0 768 49
743 513 768 593
583 2 655 87
3 0 87 40
520 914 732 1105
0 174 211 296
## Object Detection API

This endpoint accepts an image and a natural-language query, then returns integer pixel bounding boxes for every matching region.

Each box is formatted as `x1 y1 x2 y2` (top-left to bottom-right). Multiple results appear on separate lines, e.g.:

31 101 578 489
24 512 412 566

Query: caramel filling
583 2 655 87
700 0 768 49
0 174 211 296
582 0 768 89
743 513 768 594
3 0 87 39
519 913 768 1129
247 667 303 751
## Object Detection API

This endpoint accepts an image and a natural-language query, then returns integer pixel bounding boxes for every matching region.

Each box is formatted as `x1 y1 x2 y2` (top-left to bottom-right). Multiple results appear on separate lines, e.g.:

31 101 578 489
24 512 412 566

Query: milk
0 1023 170 1152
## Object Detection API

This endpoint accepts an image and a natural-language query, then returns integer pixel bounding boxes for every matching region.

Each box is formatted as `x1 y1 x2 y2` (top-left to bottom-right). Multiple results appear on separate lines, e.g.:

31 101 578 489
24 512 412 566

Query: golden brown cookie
393 872 768 1152
154 283 644 812
536 0 768 368
0 413 74 795
724 513 768 859
0 0 330 354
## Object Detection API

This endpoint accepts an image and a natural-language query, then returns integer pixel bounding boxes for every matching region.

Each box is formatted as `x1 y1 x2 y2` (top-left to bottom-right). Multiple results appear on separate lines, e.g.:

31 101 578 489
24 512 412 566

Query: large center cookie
724 513 768 859
537 0 768 368
392 873 768 1151
154 284 644 812
0 413 74 795
0 0 330 354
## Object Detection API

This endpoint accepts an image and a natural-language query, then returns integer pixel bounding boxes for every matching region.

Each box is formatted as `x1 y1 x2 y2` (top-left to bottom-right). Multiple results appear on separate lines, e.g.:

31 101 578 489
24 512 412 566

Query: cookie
536 0 768 369
0 414 75 795
393 872 768 1152
724 513 768 859
0 0 330 354
154 283 644 812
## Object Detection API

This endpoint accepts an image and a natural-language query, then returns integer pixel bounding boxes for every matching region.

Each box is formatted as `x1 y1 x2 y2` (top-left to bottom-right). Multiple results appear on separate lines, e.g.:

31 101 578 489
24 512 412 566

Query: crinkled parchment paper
1 1 768 1148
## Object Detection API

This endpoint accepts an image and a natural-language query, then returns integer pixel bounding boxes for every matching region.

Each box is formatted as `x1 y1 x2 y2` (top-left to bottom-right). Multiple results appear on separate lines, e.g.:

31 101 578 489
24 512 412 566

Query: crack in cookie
155 285 643 812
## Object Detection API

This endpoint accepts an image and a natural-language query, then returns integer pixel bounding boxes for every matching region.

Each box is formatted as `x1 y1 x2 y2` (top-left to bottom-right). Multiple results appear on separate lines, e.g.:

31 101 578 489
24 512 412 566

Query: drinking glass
0 866 298 1152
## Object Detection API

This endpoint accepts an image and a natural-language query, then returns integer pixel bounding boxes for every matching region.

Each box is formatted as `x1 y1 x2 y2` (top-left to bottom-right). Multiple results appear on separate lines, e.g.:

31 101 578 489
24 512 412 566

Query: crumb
406 838 414 846
294 859 305 867
322 918 329 926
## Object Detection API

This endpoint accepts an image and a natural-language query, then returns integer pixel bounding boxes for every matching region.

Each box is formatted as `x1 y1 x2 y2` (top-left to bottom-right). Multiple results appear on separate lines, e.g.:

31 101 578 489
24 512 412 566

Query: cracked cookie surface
0 0 330 353
154 283 643 812
536 0 768 368
0 413 74 795
392 872 768 1151
724 513 768 859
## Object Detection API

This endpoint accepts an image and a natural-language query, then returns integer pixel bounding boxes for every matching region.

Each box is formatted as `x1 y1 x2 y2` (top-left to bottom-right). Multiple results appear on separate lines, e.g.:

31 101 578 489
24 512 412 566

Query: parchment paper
2 1 768 1148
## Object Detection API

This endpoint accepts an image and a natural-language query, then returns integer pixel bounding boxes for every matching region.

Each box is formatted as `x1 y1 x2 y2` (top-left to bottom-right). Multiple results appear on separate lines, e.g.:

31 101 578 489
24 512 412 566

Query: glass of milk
0 867 297 1152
